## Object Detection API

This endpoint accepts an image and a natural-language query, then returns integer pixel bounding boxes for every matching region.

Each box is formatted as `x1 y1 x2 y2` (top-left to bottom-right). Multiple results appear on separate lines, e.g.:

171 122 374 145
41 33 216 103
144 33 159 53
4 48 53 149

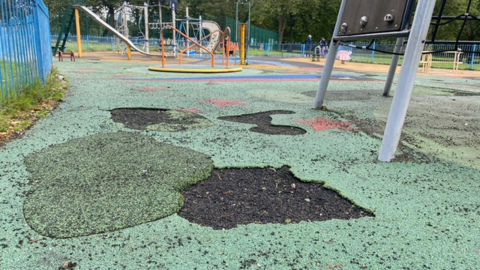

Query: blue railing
261 42 479 70
0 0 52 104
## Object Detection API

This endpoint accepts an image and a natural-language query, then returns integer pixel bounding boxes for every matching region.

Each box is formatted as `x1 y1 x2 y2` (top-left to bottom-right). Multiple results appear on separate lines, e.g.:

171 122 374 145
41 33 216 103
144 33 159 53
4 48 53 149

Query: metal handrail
180 29 223 62
160 26 215 67
218 27 232 68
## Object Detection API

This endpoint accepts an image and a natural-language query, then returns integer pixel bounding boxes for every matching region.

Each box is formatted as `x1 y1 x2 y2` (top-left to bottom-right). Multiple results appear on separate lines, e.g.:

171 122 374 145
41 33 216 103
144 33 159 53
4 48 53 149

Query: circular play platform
148 64 243 73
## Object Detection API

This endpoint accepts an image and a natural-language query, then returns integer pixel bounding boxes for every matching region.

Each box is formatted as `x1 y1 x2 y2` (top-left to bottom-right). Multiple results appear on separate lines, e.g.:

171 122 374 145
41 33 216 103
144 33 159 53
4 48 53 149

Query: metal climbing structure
313 0 480 162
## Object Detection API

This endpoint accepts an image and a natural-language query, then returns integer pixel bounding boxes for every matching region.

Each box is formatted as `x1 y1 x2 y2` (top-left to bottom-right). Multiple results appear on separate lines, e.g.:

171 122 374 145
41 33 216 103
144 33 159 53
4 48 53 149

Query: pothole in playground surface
110 108 214 132
179 166 373 230
218 110 306 135
23 132 373 237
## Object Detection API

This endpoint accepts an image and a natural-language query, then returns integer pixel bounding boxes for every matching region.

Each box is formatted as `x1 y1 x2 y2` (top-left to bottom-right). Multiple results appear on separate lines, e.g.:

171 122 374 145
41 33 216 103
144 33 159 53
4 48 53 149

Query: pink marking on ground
294 117 357 132
134 87 170 92
83 68 102 71
199 98 247 107
177 108 207 113
75 71 92 74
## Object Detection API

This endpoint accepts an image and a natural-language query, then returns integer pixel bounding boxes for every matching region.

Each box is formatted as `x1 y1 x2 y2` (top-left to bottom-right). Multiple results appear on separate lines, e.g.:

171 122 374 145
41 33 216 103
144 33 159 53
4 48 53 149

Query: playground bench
58 51 75 62
420 51 463 73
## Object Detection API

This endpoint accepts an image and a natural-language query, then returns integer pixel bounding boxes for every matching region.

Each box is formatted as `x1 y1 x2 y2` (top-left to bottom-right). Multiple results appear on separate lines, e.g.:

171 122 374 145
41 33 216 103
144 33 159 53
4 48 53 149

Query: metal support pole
127 46 132 59
144 2 149 53
172 7 176 57
378 0 437 162
74 8 82 58
247 1 251 64
313 0 347 109
159 3 162 28
383 37 404 96
123 2 128 39
199 15 202 57
235 2 238 43
240 24 246 65
186 7 189 55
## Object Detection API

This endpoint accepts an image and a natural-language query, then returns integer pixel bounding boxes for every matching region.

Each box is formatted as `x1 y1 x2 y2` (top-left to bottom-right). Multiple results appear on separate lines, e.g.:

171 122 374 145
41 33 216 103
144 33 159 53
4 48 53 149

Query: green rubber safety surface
23 131 213 238
1 59 479 269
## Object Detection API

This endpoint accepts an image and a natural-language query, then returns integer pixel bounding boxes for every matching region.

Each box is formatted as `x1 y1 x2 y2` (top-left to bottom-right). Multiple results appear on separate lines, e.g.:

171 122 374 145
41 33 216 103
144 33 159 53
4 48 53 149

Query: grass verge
0 67 67 146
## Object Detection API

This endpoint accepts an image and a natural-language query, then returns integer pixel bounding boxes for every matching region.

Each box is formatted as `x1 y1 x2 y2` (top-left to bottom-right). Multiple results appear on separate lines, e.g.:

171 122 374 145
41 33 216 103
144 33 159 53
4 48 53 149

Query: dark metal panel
337 0 412 36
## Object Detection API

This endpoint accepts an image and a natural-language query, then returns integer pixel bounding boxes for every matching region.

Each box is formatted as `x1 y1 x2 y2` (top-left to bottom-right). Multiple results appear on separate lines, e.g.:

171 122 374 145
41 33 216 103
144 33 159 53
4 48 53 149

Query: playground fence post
471 44 477 70
371 41 376 62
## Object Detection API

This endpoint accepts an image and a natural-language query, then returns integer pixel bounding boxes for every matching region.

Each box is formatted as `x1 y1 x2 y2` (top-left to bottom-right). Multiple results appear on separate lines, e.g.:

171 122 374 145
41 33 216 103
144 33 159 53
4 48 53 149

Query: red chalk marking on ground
177 108 207 113
133 87 170 92
295 117 356 131
199 98 247 107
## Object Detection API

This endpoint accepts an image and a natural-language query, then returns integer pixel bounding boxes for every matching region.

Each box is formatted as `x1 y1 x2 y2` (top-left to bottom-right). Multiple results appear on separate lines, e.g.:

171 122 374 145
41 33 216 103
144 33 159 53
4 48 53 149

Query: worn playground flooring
0 52 479 269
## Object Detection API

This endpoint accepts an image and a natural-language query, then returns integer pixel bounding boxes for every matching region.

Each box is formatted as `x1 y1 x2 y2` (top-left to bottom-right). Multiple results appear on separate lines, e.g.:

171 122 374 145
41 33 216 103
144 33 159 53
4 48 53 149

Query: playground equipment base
148 65 243 73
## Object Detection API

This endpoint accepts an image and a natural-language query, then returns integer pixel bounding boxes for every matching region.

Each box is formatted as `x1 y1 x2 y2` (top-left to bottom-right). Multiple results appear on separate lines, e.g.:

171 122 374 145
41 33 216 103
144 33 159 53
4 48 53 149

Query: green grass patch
0 67 67 133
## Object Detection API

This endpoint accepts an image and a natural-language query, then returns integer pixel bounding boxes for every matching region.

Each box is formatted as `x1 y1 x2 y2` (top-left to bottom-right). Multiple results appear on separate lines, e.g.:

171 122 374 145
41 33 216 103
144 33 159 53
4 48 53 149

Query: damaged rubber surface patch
23 132 213 238
179 166 373 230
110 108 214 132
218 110 306 135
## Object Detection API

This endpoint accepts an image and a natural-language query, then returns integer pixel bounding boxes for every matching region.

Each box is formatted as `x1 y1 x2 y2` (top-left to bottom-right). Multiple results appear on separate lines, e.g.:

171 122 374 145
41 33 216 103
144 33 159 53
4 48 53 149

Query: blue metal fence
261 41 479 70
0 0 52 104
338 42 479 69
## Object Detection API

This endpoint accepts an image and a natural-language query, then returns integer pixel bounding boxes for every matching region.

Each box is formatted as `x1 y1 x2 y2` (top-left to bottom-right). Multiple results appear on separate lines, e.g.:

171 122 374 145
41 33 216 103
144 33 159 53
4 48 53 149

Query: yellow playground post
240 24 246 65
126 46 132 60
74 9 82 58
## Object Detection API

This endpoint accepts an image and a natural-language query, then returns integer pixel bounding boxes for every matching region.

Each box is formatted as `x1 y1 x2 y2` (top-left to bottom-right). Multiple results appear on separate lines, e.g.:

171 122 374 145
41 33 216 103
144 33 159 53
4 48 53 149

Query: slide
73 5 151 55
201 21 221 52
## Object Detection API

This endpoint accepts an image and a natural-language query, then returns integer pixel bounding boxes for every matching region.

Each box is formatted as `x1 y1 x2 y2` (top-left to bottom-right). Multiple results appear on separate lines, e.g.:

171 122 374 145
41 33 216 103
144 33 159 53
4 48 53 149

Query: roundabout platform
148 65 243 73
148 64 243 73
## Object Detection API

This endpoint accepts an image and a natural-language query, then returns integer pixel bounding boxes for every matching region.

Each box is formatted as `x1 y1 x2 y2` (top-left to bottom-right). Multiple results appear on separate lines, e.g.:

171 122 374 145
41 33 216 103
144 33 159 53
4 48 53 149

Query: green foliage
0 68 67 133
430 0 480 41
0 117 8 132
45 0 480 44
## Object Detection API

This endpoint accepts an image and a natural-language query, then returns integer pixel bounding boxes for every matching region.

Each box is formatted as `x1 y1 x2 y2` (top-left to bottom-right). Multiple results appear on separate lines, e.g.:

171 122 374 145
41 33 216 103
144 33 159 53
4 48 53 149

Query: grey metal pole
186 7 189 51
378 0 437 162
159 3 162 27
235 2 239 43
144 2 149 53
383 37 404 96
247 1 251 64
199 15 202 57
313 0 347 110
172 4 176 57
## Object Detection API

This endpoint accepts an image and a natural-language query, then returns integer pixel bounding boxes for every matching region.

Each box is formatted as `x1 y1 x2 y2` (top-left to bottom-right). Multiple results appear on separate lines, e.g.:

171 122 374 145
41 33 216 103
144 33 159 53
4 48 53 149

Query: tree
429 0 480 41
88 0 125 29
